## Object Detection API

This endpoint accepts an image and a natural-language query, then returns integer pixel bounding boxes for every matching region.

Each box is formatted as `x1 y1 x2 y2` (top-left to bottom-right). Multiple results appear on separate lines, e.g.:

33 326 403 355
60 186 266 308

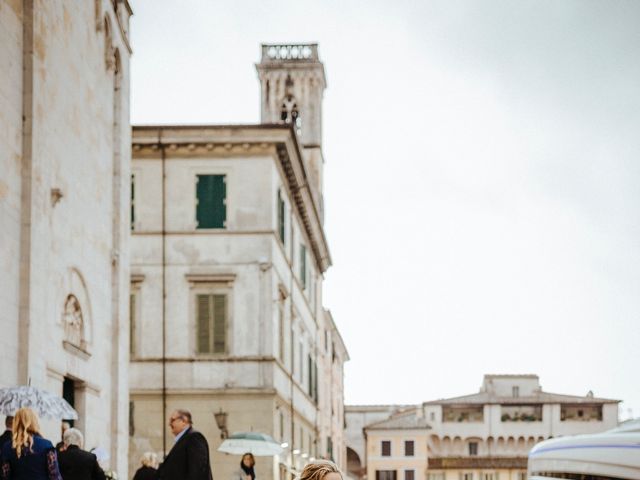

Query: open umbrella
0 386 78 420
217 432 283 456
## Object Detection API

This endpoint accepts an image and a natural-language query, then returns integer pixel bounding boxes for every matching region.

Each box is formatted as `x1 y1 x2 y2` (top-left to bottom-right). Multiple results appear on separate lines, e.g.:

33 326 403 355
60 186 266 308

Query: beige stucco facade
0 0 132 475
357 375 620 480
129 45 348 479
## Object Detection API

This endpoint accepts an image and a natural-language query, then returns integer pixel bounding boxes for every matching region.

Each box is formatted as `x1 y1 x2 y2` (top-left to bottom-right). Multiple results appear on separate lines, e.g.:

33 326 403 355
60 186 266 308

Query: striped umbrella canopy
217 432 284 456
0 386 78 420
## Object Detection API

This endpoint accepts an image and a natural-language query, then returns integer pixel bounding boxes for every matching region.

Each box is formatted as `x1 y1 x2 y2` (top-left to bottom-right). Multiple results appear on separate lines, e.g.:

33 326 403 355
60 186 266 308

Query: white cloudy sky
130 0 640 419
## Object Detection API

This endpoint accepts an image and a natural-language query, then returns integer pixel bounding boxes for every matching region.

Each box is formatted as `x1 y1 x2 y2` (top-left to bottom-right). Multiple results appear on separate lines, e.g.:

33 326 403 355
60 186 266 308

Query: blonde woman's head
12 407 41 457
140 451 159 468
300 460 342 480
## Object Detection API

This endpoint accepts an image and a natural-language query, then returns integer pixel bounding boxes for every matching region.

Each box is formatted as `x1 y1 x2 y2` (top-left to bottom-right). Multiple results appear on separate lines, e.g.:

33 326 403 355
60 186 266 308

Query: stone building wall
0 0 132 475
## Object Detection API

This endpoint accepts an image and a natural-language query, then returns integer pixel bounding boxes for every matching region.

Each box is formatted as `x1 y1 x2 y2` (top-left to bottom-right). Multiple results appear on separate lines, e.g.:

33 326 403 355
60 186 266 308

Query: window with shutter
130 174 135 231
196 293 227 354
381 440 391 456
300 244 307 289
129 293 136 356
404 440 414 456
277 189 286 244
196 174 226 229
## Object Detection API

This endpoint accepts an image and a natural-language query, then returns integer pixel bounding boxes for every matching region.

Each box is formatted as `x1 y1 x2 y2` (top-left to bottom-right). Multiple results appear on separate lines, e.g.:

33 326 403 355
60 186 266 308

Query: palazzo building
0 0 132 475
348 375 619 480
129 44 349 479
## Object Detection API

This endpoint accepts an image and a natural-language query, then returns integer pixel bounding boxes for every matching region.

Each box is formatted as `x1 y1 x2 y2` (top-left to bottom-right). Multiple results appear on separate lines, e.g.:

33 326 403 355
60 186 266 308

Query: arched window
280 75 301 135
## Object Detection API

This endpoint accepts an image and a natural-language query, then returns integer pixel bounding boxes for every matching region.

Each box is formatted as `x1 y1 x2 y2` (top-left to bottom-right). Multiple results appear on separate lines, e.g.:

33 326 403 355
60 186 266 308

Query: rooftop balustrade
261 43 319 63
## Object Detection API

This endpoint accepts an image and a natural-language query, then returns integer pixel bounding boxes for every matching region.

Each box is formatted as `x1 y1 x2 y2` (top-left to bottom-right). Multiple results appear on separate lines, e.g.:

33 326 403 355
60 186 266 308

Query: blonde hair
12 408 41 458
300 460 342 480
140 451 158 468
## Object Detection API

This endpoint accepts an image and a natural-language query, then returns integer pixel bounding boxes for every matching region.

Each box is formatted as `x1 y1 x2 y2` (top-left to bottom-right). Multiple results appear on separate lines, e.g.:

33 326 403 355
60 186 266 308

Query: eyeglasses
169 416 183 424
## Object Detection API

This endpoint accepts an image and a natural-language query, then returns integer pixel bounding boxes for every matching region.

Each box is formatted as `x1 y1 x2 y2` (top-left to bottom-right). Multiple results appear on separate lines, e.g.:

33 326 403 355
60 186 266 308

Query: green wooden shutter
130 174 135 231
213 294 226 353
277 189 285 244
129 293 136 356
196 175 226 229
307 354 313 396
300 244 307 289
197 294 212 353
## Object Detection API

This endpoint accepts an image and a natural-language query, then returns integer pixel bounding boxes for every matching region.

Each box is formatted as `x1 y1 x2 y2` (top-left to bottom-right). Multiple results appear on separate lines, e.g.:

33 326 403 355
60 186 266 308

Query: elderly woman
232 453 256 480
0 407 62 480
132 452 158 480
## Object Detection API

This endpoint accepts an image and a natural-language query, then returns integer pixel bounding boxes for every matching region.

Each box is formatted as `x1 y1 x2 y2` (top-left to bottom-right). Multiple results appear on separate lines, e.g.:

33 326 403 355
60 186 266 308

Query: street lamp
214 409 228 439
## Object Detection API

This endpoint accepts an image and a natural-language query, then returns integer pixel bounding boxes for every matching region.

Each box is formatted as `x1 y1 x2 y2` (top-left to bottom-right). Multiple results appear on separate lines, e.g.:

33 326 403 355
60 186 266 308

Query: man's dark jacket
157 427 213 480
58 444 106 480
0 430 11 451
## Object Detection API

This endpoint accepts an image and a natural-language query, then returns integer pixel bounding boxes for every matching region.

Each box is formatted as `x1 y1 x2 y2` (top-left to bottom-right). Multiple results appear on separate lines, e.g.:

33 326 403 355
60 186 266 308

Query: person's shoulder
33 435 55 450
186 429 209 444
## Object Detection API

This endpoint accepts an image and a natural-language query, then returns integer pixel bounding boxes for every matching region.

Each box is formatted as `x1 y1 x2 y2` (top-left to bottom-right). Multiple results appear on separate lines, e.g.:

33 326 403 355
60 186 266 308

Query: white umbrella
217 432 284 456
0 386 78 420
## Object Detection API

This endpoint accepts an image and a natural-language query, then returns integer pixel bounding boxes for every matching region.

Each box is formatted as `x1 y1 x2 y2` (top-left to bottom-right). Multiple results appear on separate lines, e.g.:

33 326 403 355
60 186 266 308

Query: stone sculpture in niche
63 294 84 347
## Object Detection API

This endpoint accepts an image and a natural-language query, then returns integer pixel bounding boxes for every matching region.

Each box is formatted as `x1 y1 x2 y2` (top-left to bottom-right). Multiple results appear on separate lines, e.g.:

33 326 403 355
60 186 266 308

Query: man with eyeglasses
157 409 213 480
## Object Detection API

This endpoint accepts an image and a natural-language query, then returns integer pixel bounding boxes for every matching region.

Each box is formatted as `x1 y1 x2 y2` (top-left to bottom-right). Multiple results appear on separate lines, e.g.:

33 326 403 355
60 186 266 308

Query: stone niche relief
63 295 85 348
62 269 93 359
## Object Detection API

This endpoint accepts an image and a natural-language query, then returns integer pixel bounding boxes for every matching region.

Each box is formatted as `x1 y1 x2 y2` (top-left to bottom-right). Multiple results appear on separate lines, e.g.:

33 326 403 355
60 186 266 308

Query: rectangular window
376 471 396 480
469 442 478 456
299 340 304 382
279 412 284 441
481 474 497 480
561 404 603 421
129 293 136 356
130 174 135 230
196 174 226 229
404 471 415 480
277 189 286 244
278 294 285 362
299 244 307 289
512 386 519 398
404 440 414 456
381 440 391 456
129 401 135 436
307 354 313 397
461 474 474 480
196 294 227 354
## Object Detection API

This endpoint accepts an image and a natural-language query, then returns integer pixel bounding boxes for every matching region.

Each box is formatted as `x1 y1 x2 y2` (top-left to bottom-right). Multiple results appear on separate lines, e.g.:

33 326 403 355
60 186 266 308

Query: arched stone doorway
347 446 364 480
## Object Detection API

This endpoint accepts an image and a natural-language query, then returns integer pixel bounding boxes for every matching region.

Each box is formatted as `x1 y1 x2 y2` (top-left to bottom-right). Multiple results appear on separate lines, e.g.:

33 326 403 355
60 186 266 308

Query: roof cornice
131 124 332 272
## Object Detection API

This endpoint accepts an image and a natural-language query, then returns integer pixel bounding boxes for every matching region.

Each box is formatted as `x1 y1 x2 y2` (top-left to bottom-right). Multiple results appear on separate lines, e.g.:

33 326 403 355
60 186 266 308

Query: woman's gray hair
63 427 84 448
141 451 158 468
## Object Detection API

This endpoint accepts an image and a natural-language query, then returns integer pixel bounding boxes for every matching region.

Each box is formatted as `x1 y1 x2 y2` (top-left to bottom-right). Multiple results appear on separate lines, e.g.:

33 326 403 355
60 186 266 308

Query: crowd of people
0 408 341 480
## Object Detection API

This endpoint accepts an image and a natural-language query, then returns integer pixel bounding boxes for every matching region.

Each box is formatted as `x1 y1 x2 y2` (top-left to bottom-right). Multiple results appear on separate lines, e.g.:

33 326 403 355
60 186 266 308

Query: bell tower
256 44 327 214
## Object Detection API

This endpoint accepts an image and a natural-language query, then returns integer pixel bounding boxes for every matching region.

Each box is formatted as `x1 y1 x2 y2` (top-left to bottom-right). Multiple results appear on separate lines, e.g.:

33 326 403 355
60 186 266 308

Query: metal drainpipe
160 131 167 456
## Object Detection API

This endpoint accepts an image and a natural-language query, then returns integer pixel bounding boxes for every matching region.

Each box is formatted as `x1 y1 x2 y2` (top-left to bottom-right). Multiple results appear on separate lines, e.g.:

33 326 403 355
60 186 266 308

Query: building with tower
128 44 348 479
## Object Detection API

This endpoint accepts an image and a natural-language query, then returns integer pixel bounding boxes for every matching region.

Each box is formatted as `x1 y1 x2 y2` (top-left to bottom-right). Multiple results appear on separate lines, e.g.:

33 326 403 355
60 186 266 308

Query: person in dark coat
57 428 105 480
132 452 158 480
157 410 212 480
0 417 12 452
0 407 62 480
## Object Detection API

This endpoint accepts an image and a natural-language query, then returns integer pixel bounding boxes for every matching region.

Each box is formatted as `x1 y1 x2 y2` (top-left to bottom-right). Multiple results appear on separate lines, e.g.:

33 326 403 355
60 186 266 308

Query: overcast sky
130 0 640 420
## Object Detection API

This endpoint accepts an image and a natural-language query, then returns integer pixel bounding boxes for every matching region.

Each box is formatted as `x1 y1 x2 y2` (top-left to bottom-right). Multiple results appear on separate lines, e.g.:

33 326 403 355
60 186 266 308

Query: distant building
129 44 348 479
346 405 417 479
0 0 132 475
353 375 619 480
